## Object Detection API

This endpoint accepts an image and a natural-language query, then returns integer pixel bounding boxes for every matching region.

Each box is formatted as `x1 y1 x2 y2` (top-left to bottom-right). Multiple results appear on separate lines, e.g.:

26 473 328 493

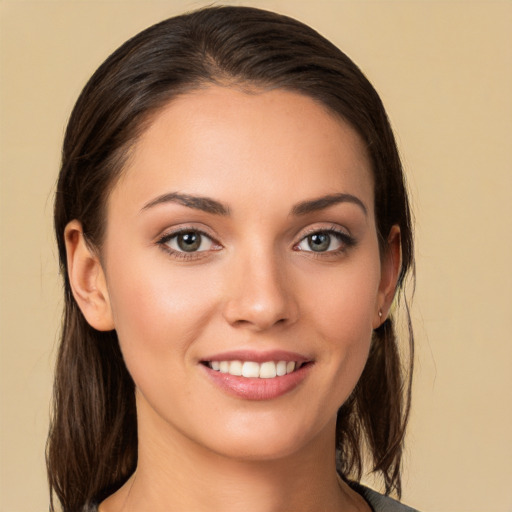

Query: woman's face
98 86 393 461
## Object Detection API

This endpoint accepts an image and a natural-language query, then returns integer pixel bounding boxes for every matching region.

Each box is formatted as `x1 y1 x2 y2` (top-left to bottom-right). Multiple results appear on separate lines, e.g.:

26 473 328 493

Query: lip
199 350 313 401
201 349 310 364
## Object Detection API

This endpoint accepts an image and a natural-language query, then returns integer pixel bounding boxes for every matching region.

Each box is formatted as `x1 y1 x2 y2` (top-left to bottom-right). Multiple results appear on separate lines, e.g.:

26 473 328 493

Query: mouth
199 350 313 400
202 360 309 379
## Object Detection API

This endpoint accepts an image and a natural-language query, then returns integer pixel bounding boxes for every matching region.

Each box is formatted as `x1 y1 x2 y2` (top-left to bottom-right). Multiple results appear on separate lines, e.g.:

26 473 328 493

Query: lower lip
201 363 312 401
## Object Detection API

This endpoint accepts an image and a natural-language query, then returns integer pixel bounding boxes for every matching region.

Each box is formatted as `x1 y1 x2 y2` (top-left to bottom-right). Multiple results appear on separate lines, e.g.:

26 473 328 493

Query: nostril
221 267 299 330
229 314 290 330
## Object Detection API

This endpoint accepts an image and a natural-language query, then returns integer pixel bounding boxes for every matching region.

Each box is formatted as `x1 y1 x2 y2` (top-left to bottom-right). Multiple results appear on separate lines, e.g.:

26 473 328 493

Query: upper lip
200 349 311 364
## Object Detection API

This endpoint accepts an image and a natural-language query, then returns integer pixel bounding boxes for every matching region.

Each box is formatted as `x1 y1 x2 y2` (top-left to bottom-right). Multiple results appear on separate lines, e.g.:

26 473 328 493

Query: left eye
163 230 215 253
296 231 347 253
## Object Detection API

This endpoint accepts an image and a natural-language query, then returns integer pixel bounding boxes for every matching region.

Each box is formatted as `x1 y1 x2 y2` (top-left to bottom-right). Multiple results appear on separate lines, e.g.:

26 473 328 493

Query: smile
206 360 303 378
201 354 313 400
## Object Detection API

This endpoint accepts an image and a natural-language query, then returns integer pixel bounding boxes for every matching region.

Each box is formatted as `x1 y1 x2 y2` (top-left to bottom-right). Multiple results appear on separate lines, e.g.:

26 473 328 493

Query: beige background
1 1 511 511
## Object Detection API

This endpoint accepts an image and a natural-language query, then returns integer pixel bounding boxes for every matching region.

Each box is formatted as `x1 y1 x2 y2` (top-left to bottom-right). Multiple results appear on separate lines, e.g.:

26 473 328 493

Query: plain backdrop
1 1 511 511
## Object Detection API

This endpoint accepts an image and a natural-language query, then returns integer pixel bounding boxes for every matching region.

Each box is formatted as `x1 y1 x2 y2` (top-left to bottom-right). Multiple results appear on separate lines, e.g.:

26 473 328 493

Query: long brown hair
48 6 414 511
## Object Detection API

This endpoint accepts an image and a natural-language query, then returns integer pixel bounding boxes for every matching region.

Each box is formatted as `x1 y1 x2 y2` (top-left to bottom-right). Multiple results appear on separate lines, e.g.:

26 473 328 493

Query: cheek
305 256 380 342
104 254 220 366
299 252 381 396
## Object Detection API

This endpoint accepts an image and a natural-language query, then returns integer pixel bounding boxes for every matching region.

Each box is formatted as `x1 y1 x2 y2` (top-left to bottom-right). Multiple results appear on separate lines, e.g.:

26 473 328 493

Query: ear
373 225 401 329
64 220 115 331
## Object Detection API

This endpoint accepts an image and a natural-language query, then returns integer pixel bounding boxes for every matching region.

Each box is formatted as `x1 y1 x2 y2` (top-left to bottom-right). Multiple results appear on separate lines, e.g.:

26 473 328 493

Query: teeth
229 360 243 376
259 361 277 379
276 360 287 376
242 361 260 378
208 360 300 378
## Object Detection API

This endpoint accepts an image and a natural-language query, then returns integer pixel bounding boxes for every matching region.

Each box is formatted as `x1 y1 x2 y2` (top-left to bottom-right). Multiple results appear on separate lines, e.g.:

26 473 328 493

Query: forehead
112 86 374 216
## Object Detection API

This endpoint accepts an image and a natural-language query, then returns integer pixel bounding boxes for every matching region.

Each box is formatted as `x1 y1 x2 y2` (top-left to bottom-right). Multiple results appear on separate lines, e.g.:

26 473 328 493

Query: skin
65 86 400 512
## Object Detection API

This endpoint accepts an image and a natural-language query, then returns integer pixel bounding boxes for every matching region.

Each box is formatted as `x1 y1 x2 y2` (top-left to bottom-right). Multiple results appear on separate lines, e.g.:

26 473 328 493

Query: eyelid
297 223 351 239
293 224 356 253
295 223 353 244
155 223 218 243
156 225 222 259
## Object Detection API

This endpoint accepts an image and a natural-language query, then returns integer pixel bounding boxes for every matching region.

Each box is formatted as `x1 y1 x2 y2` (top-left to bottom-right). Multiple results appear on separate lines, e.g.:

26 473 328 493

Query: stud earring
378 310 383 319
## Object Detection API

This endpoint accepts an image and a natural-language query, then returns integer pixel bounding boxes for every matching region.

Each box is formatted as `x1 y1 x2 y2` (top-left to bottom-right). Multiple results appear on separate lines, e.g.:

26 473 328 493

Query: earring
378 310 383 319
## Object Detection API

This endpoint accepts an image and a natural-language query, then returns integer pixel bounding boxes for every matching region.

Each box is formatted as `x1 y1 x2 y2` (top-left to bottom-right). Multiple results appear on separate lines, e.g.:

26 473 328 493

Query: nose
222 248 299 331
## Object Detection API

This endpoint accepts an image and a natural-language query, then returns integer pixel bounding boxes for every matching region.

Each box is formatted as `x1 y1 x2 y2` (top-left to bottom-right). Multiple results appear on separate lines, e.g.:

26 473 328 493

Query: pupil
178 232 201 252
309 233 330 252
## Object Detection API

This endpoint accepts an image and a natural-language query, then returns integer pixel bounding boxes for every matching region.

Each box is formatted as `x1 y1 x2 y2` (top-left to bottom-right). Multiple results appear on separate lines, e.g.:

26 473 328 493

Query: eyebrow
291 193 368 216
141 192 230 215
141 191 366 217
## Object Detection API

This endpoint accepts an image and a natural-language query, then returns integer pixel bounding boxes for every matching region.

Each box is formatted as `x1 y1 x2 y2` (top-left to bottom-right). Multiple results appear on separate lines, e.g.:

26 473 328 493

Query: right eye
157 229 220 257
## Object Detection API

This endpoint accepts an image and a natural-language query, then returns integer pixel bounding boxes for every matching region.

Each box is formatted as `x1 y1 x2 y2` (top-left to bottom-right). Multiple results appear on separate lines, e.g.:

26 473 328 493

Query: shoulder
350 482 420 512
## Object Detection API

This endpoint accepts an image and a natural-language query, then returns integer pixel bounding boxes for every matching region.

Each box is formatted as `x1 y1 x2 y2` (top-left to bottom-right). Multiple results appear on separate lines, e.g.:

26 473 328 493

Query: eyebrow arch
291 193 368 216
141 192 230 215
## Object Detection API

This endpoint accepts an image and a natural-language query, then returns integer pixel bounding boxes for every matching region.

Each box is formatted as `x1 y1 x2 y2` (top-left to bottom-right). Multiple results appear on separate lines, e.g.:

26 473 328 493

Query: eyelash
156 225 356 261
156 227 221 261
293 226 356 257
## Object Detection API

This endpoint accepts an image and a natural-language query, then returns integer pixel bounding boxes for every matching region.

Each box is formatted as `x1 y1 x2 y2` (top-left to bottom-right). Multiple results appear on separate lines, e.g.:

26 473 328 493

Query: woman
47 6 416 512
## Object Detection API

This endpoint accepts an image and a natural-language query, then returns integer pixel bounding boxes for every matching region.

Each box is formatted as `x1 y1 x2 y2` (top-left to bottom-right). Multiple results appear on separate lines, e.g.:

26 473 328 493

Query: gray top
352 483 419 512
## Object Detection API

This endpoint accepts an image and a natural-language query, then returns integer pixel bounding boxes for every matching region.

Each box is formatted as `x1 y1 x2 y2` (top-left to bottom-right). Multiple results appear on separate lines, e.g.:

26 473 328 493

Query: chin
195 413 334 464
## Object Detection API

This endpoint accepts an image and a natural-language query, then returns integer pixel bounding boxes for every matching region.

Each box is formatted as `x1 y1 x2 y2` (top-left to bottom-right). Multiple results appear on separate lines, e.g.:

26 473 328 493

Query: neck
100 395 367 512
